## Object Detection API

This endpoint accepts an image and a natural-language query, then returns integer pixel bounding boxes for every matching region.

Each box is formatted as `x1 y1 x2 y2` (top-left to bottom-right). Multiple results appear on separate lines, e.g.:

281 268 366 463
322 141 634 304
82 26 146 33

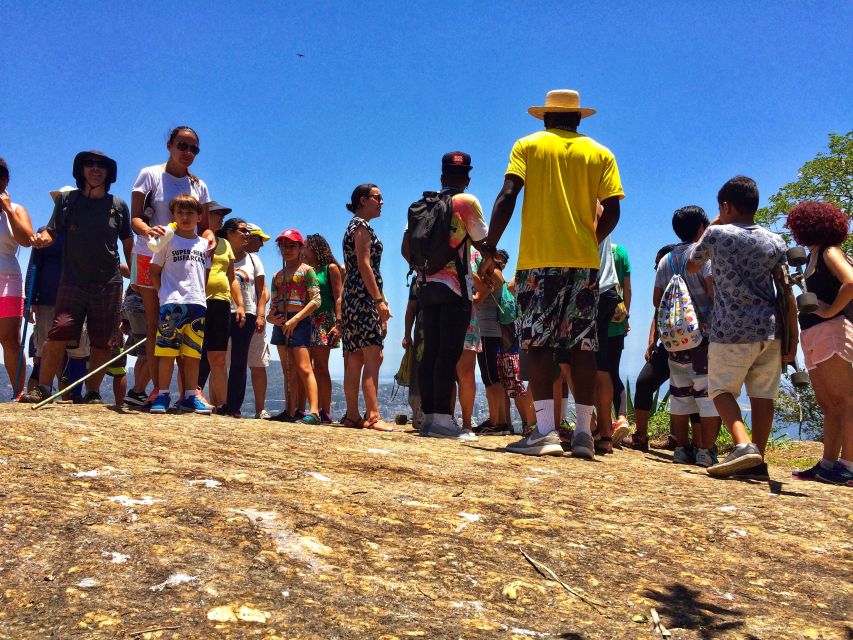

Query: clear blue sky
4 1 851 381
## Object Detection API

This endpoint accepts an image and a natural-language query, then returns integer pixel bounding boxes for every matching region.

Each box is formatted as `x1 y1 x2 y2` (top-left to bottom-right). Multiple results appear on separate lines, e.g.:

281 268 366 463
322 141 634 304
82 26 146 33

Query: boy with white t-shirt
149 195 212 414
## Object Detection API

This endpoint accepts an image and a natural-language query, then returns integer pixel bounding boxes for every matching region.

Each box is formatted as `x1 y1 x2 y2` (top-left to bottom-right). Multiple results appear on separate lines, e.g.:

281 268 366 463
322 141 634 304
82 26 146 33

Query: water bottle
147 223 176 253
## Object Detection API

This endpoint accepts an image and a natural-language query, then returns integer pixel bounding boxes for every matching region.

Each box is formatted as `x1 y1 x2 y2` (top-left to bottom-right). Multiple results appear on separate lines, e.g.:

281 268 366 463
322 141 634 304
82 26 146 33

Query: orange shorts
130 253 153 289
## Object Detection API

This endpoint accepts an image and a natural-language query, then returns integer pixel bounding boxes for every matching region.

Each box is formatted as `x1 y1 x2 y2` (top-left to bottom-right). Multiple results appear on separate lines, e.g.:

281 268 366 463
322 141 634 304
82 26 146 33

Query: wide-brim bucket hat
72 150 118 191
528 89 596 120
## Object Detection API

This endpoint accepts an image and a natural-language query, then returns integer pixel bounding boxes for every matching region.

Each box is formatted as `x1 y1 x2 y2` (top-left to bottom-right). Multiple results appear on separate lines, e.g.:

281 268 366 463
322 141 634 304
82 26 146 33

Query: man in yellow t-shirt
479 89 624 459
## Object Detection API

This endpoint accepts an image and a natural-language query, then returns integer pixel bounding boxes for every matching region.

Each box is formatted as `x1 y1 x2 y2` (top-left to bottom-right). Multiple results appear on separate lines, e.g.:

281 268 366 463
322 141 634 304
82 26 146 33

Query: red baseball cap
276 228 305 244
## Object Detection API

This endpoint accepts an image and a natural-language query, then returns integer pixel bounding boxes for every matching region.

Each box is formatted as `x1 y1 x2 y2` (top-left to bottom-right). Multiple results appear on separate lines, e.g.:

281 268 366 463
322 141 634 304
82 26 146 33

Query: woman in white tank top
0 158 36 396
129 126 213 398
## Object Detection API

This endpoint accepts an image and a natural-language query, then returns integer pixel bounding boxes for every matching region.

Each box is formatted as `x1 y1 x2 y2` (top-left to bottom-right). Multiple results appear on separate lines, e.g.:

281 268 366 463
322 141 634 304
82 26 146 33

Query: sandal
339 415 365 429
627 433 649 452
364 416 394 432
594 436 614 455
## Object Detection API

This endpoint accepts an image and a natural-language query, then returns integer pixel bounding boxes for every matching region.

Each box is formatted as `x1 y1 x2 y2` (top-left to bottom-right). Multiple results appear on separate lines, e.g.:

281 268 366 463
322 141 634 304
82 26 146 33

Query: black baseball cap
441 151 472 173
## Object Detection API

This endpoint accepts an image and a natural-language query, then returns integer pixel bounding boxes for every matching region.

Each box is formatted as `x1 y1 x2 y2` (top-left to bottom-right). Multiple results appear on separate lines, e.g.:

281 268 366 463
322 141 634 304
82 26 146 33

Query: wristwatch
373 296 385 304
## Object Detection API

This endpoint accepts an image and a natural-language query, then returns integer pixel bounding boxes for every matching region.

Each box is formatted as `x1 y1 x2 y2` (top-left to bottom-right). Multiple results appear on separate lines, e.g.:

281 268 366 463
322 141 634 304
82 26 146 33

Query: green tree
756 130 852 252
759 131 852 439
775 377 824 441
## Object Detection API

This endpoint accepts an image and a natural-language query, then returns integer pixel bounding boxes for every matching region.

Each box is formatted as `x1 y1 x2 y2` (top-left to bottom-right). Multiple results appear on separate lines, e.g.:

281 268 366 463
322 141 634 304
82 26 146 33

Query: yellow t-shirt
206 237 235 301
506 129 624 270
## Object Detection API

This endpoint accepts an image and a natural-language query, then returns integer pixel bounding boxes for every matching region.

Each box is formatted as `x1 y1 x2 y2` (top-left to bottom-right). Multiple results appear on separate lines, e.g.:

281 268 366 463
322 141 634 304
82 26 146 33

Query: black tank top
799 246 843 331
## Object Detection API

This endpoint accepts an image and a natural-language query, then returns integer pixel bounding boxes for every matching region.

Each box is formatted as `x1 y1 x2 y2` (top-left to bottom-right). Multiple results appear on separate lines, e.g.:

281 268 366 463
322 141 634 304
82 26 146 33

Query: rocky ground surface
0 404 850 640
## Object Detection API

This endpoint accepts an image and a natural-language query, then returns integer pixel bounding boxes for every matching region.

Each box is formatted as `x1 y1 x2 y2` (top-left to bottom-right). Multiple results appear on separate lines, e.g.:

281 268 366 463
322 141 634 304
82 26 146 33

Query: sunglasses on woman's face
175 141 201 155
83 159 109 169
233 227 250 235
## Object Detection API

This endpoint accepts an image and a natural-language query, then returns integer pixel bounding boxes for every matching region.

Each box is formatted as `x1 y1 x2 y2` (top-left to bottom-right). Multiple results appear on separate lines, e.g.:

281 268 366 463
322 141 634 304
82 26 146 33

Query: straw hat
528 89 596 120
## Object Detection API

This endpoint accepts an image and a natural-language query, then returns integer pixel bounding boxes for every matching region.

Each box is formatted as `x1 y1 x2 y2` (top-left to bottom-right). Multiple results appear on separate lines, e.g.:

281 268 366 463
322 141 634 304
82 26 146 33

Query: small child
689 176 793 479
104 318 130 407
655 206 721 468
63 325 90 403
148 194 212 414
267 229 322 424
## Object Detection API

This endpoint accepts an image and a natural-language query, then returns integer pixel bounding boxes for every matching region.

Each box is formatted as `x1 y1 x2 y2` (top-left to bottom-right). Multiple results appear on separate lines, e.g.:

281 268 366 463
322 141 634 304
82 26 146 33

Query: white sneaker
426 418 478 441
612 418 631 445
570 431 595 459
506 430 564 457
255 409 271 420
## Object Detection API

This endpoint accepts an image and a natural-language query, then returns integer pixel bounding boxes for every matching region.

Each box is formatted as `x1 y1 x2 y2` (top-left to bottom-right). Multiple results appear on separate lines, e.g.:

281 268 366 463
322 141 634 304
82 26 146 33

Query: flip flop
364 416 394 432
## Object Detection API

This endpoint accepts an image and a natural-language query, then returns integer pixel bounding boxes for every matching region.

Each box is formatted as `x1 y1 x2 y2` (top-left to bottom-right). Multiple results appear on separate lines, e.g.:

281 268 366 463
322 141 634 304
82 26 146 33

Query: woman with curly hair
786 201 853 486
303 234 343 423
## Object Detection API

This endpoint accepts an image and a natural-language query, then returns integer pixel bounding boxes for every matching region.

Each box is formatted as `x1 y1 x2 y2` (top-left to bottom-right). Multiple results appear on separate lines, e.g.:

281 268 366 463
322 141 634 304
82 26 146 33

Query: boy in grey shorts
689 176 796 479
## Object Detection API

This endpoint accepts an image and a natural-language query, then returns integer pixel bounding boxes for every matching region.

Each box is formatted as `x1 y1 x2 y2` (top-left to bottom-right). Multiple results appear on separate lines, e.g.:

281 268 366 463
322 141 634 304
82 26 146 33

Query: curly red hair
786 201 849 247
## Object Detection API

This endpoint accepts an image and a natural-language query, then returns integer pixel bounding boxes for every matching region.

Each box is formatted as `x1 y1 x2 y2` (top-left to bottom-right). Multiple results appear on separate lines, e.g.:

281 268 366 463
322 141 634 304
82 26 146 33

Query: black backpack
406 191 459 276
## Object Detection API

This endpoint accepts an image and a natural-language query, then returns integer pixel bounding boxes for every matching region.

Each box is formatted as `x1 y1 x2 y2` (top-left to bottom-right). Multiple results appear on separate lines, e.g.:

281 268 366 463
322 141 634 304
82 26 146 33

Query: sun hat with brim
72 150 118 190
276 229 305 244
49 185 76 202
208 200 233 217
527 89 596 120
246 223 271 241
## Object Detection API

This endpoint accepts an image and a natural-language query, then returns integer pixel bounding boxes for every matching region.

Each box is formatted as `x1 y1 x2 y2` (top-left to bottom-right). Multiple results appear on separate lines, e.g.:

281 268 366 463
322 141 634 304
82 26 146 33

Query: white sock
735 443 751 451
534 400 555 435
820 457 835 469
560 397 569 421
838 459 853 472
184 389 196 399
575 404 594 436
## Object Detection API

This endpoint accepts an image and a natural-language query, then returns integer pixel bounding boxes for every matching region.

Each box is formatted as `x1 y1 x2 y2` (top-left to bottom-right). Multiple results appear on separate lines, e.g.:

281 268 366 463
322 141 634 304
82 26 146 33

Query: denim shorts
271 312 312 348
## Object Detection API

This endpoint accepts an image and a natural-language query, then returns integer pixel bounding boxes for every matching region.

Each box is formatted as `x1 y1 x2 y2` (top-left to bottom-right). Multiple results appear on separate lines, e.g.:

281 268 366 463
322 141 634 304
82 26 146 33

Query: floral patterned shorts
463 307 481 352
311 310 341 348
516 267 599 352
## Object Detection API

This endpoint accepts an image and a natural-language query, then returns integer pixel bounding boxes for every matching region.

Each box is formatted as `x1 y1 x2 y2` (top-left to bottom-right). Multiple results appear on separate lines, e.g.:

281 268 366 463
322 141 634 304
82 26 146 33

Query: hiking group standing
6 88 851 487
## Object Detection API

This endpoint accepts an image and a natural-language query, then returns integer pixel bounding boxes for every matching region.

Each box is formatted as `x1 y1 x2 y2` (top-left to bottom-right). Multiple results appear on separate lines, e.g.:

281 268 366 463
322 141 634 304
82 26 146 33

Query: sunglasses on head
175 141 200 155
83 159 109 169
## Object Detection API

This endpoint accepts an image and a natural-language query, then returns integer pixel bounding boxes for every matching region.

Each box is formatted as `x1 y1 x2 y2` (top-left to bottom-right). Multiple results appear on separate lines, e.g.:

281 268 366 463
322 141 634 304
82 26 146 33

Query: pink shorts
800 316 853 371
130 253 154 289
0 272 24 318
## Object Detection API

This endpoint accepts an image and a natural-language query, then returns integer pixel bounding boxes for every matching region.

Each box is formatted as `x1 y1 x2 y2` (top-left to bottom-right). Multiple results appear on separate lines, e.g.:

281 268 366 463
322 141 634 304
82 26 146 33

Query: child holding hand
148 195 212 414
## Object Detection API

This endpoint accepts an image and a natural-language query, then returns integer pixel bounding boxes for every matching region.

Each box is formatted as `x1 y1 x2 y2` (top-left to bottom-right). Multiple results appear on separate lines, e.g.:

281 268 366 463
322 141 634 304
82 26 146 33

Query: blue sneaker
815 462 853 486
149 393 171 414
178 395 213 415
792 462 823 481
